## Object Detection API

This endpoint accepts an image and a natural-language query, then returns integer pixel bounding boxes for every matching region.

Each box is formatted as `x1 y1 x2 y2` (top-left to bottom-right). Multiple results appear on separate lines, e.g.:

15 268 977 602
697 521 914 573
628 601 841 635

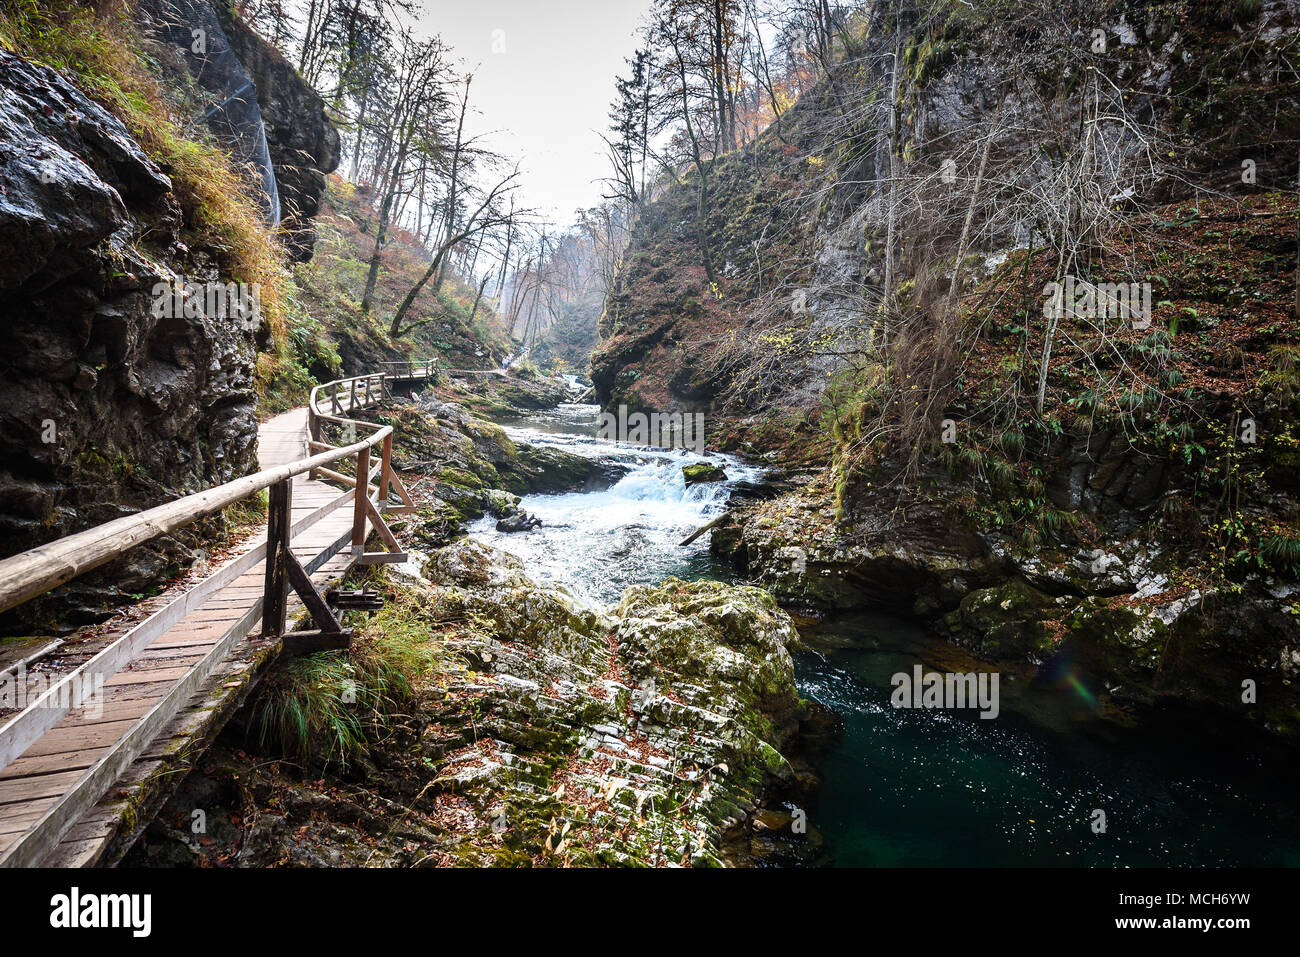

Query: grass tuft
248 582 447 770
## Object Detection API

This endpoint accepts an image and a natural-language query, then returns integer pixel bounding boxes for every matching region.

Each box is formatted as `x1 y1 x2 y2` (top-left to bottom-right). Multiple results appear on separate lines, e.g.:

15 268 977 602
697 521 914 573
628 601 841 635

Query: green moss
1063 598 1168 685
942 580 1057 659
682 463 727 484
437 466 485 491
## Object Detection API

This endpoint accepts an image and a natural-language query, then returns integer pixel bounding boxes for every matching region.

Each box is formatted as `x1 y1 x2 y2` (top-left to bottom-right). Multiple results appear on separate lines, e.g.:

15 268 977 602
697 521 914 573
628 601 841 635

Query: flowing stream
471 404 1300 867
469 402 759 605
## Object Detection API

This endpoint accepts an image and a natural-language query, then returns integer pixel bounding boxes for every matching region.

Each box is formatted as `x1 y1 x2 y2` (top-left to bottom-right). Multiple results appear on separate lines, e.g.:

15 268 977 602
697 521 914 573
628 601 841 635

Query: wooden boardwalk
0 399 394 866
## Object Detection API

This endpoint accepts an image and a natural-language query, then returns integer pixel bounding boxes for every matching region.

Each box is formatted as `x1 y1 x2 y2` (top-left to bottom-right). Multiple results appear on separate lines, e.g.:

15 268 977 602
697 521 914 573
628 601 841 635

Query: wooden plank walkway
0 407 363 866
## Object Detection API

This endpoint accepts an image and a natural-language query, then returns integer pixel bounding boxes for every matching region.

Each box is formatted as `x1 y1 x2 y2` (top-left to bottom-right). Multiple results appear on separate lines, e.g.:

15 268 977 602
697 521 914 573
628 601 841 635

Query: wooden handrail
0 362 439 617
374 357 436 380
0 364 438 867
0 363 434 616
0 428 391 616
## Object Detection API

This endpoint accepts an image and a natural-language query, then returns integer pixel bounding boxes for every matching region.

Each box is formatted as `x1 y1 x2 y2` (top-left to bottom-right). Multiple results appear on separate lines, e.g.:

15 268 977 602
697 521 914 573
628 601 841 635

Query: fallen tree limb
679 511 733 547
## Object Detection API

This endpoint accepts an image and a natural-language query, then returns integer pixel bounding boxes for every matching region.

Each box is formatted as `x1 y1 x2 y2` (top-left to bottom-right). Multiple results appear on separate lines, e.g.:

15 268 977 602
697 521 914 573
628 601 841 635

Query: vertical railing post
263 479 292 637
378 433 392 507
349 379 357 411
352 443 370 554
307 408 321 480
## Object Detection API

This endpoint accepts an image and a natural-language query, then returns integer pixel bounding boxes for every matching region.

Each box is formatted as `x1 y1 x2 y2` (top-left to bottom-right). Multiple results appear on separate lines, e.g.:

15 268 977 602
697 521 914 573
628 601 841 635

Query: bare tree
388 168 521 337
358 31 451 313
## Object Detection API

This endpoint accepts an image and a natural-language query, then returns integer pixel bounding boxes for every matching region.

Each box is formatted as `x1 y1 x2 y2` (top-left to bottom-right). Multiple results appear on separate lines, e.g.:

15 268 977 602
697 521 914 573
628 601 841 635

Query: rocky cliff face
214 3 341 260
139 0 341 261
0 49 261 629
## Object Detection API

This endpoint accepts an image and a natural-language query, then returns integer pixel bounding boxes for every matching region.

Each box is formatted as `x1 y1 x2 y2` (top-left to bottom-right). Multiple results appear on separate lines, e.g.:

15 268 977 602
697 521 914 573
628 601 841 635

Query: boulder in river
683 463 728 485
495 508 542 533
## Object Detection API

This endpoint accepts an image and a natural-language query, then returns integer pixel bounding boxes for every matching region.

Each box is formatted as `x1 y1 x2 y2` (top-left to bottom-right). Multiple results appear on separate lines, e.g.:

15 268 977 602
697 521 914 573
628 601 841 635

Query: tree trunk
360 193 393 313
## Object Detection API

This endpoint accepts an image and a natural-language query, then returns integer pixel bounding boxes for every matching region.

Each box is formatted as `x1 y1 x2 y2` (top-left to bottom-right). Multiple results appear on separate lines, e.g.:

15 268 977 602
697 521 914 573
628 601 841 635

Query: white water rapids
468 403 764 607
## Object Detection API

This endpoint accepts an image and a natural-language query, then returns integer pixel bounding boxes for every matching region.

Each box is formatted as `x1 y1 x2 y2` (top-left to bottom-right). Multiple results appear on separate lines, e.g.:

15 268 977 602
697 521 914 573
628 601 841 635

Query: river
471 403 1300 867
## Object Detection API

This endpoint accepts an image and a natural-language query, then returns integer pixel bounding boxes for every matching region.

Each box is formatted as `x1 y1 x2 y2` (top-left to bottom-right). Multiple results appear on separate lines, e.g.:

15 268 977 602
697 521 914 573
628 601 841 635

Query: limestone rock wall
0 49 260 628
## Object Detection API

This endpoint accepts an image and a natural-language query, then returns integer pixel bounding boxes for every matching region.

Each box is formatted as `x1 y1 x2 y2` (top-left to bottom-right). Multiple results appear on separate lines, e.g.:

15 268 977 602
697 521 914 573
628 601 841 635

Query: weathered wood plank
20 720 140 758
0 747 107 780
0 770 86 806
0 798 58 833
104 667 195 687
0 370 412 866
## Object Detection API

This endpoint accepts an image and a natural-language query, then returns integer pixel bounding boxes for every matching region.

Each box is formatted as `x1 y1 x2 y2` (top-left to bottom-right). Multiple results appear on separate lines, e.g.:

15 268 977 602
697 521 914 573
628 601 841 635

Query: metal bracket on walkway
327 587 384 611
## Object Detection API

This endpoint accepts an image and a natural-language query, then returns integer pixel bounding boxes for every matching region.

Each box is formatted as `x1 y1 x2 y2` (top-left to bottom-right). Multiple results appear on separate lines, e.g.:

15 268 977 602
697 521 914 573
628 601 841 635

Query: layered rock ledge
127 540 820 867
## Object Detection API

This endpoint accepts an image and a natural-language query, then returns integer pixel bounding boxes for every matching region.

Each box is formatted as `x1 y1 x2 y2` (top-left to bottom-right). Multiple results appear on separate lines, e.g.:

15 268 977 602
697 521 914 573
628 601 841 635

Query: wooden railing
0 365 435 867
305 372 419 567
0 369 423 617
311 371 386 419
376 357 437 381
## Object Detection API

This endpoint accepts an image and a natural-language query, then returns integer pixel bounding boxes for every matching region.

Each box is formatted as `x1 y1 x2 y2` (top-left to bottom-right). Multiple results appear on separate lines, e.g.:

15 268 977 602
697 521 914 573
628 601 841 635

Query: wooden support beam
315 466 359 489
352 444 370 551
379 434 393 504
285 552 342 635
388 468 416 508
327 588 383 611
363 497 403 554
261 479 291 638
356 552 409 565
308 417 322 479
282 631 353 655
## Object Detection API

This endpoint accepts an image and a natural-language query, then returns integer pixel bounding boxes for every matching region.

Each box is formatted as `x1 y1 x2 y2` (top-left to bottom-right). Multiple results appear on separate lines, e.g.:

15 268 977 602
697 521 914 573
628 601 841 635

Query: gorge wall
0 2 337 630
594 0 1300 737
594 0 1300 420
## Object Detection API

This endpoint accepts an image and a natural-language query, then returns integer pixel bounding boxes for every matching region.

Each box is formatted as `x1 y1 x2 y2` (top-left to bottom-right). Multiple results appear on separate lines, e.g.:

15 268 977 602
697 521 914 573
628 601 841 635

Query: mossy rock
941 579 1057 660
437 466 486 491
683 463 727 485
514 445 594 493
1061 597 1168 687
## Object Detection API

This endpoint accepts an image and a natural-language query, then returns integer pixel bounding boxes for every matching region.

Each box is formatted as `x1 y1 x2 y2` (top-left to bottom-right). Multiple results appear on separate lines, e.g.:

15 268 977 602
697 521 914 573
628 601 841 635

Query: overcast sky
410 0 654 225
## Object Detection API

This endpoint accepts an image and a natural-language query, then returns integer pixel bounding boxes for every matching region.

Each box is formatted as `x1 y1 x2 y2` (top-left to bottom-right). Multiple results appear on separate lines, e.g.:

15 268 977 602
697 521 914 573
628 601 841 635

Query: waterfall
469 404 762 607
140 0 281 225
